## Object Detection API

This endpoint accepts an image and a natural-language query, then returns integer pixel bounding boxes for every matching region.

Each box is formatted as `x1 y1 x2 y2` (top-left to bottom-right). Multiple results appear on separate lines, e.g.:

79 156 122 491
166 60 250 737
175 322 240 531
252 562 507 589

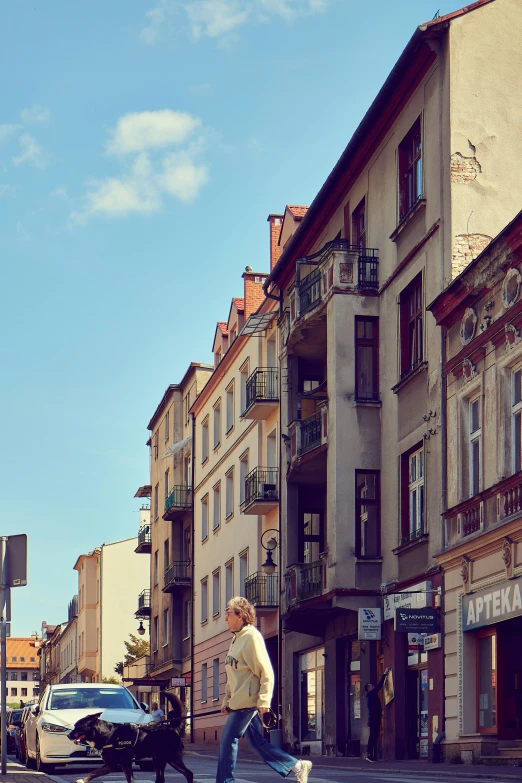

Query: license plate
87 747 101 757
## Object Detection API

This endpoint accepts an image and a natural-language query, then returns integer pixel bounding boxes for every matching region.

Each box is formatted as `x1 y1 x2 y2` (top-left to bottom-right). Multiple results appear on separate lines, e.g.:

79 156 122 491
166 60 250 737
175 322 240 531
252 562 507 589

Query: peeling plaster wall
449 0 522 278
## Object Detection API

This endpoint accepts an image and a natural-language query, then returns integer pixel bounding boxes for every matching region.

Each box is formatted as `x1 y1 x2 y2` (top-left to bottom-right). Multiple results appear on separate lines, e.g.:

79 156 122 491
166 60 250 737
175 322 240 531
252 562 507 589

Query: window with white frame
469 397 482 497
226 470 234 519
213 658 220 700
202 418 209 463
201 578 208 623
408 448 424 538
201 662 207 701
212 569 220 616
213 483 221 530
201 495 209 540
240 362 249 415
513 367 522 473
239 452 249 505
226 384 234 433
213 401 221 448
239 550 248 597
225 560 234 604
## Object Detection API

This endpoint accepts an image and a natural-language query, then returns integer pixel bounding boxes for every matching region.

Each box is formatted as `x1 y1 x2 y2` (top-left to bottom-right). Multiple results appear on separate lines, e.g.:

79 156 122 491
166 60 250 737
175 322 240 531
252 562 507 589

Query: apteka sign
462 576 522 631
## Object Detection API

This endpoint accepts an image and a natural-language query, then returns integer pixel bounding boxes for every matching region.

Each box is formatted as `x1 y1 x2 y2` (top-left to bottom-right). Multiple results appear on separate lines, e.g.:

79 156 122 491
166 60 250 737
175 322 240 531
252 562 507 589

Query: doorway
496 615 522 739
406 668 429 758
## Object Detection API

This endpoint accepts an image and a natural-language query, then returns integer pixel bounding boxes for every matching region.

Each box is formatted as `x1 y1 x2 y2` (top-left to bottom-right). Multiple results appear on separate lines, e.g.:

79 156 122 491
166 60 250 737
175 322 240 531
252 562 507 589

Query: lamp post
260 529 283 748
137 620 146 636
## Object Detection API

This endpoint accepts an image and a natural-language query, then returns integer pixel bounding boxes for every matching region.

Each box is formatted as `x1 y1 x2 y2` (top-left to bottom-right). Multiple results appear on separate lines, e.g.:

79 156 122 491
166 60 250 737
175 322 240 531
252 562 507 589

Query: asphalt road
5 751 510 783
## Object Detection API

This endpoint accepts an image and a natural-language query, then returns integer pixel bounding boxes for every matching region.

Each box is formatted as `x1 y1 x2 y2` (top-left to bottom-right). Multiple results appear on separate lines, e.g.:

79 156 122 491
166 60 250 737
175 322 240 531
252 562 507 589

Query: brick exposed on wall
450 140 482 183
451 233 492 278
243 272 267 319
267 214 283 271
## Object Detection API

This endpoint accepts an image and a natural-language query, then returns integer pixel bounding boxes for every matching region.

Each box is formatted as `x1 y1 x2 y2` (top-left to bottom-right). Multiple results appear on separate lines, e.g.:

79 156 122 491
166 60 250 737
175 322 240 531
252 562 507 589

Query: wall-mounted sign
171 677 186 687
408 633 424 651
423 633 441 650
394 608 438 633
462 576 522 631
358 608 382 640
383 580 432 620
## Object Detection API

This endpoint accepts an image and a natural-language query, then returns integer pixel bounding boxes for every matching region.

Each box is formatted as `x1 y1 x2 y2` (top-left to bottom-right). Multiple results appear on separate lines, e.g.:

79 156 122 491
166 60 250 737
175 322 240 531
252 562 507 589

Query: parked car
14 702 38 762
7 709 23 755
24 682 154 773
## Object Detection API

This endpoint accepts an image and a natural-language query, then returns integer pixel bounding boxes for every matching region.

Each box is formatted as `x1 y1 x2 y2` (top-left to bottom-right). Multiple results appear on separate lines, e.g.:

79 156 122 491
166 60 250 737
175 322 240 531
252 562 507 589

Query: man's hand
385 667 392 675
258 708 270 714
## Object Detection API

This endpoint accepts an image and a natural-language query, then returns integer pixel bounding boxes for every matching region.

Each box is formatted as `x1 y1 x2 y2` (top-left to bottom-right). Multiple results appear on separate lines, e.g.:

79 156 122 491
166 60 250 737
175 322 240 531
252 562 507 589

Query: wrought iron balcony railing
400 526 426 546
164 485 192 517
245 572 278 607
138 526 151 546
300 411 322 454
243 467 278 508
244 368 278 415
135 589 151 618
299 268 322 316
283 561 324 613
164 561 191 591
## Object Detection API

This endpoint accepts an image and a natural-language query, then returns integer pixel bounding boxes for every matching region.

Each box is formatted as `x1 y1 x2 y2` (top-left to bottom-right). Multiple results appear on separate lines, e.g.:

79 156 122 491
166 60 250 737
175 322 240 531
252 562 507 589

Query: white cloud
20 104 50 124
107 109 201 155
158 152 208 202
0 184 16 198
0 124 20 143
141 0 328 43
50 186 68 198
12 133 46 167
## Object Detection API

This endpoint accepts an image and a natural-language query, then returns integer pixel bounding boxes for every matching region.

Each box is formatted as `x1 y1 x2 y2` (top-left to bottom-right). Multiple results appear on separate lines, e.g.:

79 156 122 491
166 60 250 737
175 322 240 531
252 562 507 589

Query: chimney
267 214 283 271
243 268 268 319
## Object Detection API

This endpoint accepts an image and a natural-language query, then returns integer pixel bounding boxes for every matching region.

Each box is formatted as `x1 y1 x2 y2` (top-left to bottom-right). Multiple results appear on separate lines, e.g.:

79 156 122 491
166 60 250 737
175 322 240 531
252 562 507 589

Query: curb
184 750 522 780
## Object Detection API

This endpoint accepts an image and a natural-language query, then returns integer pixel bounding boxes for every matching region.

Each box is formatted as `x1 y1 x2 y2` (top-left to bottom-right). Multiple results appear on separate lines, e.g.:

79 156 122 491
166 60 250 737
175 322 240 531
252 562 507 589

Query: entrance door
498 616 522 739
405 668 429 758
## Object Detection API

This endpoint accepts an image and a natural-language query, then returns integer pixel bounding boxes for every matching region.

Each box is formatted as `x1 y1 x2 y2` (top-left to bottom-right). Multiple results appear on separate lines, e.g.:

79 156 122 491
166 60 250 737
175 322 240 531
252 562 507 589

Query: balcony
163 561 191 592
163 485 192 520
288 403 328 479
282 561 324 614
135 589 151 618
241 467 279 515
134 525 151 554
242 368 278 419
244 572 278 611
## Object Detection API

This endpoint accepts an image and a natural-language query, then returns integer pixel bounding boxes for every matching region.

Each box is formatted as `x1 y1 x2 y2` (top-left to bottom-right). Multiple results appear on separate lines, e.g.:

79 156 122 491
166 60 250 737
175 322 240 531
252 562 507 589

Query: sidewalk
185 742 522 780
0 760 55 783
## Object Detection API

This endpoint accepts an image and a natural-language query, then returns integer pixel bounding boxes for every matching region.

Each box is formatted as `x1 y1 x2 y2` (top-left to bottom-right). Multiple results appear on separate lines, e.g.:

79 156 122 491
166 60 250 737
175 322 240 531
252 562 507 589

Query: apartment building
75 536 149 681
140 363 213 711
263 0 522 760
4 637 40 704
429 212 522 761
191 259 280 744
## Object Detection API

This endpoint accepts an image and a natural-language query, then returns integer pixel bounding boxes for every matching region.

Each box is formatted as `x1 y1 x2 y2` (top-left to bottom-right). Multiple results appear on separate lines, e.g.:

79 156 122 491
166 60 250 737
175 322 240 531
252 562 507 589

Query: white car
24 682 154 773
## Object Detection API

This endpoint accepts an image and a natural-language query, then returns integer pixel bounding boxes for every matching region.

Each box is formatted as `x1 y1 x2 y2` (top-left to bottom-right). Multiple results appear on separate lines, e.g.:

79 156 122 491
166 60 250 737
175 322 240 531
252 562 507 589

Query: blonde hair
227 596 256 625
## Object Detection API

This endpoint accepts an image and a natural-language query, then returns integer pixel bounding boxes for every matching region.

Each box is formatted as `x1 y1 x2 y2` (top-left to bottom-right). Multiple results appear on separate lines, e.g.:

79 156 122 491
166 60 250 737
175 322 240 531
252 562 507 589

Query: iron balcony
134 525 151 554
242 368 279 419
163 561 192 592
135 589 151 618
163 485 192 520
241 467 279 515
245 572 278 610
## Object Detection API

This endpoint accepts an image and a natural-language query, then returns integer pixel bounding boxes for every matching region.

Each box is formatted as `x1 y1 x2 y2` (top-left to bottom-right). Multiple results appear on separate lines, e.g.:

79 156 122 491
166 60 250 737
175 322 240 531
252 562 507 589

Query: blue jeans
216 708 298 783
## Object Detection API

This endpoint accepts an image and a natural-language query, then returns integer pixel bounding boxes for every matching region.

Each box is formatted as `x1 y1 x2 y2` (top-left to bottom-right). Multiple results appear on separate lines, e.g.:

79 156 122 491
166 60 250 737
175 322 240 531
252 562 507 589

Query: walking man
217 596 312 783
364 667 391 762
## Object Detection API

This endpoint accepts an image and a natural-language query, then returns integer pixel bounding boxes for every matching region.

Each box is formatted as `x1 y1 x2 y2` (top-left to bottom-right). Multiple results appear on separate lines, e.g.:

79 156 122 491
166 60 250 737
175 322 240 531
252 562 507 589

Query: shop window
355 316 379 401
398 116 422 220
399 274 423 378
512 367 522 472
400 445 425 544
300 648 324 742
355 471 380 558
469 397 482 496
477 630 497 732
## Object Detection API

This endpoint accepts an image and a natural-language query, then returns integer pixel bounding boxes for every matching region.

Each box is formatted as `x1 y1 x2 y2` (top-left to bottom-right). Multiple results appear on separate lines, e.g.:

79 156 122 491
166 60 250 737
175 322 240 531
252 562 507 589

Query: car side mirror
140 702 149 713
31 706 39 716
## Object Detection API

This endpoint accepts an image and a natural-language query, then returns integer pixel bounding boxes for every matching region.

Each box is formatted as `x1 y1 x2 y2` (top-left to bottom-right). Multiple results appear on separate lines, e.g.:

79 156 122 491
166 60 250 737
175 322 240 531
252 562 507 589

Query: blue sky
1 0 457 637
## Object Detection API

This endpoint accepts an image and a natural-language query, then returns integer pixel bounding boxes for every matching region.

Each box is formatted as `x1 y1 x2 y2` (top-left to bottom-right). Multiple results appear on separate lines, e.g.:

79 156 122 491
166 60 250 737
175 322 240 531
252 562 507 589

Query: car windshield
10 710 22 723
48 688 137 711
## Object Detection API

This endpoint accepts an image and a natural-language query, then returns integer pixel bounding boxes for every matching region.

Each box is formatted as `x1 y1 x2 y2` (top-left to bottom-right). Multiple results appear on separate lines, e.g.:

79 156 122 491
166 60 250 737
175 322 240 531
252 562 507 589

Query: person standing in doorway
217 596 312 783
364 667 391 762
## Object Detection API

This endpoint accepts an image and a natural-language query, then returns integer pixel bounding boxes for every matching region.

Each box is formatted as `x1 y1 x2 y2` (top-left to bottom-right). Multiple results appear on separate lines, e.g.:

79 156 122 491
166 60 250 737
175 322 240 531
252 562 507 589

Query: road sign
358 607 382 640
394 608 438 633
6 535 27 587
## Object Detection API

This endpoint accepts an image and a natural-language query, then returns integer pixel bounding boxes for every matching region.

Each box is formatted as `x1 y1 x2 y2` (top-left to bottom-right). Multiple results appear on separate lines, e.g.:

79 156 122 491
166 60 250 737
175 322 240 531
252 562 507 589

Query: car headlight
41 722 69 734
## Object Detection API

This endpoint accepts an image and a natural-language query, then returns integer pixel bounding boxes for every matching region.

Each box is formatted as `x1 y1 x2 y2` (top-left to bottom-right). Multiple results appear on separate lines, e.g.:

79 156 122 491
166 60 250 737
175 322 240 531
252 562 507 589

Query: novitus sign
462 576 522 631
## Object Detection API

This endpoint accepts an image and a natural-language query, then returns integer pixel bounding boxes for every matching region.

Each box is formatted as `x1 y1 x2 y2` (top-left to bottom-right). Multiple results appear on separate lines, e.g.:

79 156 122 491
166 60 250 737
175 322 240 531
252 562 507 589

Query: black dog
68 692 193 783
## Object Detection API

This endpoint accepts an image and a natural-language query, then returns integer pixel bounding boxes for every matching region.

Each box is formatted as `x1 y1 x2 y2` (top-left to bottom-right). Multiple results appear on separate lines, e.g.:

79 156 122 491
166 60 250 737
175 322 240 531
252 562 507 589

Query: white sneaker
295 760 312 783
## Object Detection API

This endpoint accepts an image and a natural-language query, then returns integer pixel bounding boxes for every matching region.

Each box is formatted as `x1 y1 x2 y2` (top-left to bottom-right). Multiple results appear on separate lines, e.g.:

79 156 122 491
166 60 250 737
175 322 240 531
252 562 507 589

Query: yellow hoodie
222 624 274 710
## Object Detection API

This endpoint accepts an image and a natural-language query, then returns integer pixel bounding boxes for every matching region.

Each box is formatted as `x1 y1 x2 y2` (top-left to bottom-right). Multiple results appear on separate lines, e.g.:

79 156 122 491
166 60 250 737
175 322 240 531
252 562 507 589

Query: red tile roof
287 205 309 220
217 321 228 335
6 638 40 669
232 298 244 312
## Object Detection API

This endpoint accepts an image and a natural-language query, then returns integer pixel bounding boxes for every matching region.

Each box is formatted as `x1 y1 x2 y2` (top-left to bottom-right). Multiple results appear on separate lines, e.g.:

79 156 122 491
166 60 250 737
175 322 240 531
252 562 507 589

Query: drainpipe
190 411 196 744
277 345 284 742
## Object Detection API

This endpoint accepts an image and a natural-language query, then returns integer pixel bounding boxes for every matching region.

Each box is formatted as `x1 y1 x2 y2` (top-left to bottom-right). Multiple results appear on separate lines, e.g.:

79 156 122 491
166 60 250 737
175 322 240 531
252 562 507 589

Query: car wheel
36 737 54 774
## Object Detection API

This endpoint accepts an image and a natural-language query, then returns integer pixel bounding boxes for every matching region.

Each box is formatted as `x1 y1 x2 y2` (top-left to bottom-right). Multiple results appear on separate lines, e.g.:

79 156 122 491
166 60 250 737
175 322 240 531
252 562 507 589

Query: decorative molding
462 358 478 383
460 307 478 346
505 322 521 352
502 267 522 310
460 557 471 593
502 537 514 578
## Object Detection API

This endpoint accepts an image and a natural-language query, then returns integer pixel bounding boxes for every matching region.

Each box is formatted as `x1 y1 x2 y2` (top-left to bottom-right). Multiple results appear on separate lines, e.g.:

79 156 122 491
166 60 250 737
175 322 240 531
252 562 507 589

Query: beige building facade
264 0 522 761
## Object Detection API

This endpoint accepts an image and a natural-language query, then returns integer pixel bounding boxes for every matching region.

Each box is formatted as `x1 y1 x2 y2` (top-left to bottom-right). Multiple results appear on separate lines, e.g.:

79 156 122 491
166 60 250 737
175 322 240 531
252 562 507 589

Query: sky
0 0 458 637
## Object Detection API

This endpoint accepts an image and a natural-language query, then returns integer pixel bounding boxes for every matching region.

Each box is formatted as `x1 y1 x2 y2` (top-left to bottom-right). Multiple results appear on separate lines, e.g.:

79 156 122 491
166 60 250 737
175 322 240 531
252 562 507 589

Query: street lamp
261 530 278 575
137 621 146 636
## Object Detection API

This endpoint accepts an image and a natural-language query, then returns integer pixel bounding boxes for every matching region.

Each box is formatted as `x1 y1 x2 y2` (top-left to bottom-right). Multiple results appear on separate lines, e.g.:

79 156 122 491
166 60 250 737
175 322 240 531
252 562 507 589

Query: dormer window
230 329 237 344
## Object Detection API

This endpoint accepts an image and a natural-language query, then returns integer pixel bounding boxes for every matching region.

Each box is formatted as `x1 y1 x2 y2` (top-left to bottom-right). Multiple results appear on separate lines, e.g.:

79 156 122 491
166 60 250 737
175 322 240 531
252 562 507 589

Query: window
401 446 424 543
163 608 169 646
11 688 17 697
398 116 422 220
154 550 159 586
201 495 209 540
240 362 249 415
21 671 28 681
154 430 159 460
226 384 234 433
154 483 159 520
183 527 191 561
355 471 380 557
202 418 209 463
400 273 423 377
239 550 248 597
352 197 366 250
213 569 220 616
183 599 191 639
225 470 234 519
11 672 18 681
184 390 192 425
153 616 158 652
239 452 249 504
165 410 170 442
185 455 192 487
230 329 237 343
164 539 170 571
213 483 221 530
477 630 497 731
301 513 323 563
164 470 170 503
21 688 27 697
201 662 208 702
469 397 482 496
213 658 220 700
213 401 221 449
355 317 379 401
201 578 208 623
225 560 234 604
512 368 522 472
